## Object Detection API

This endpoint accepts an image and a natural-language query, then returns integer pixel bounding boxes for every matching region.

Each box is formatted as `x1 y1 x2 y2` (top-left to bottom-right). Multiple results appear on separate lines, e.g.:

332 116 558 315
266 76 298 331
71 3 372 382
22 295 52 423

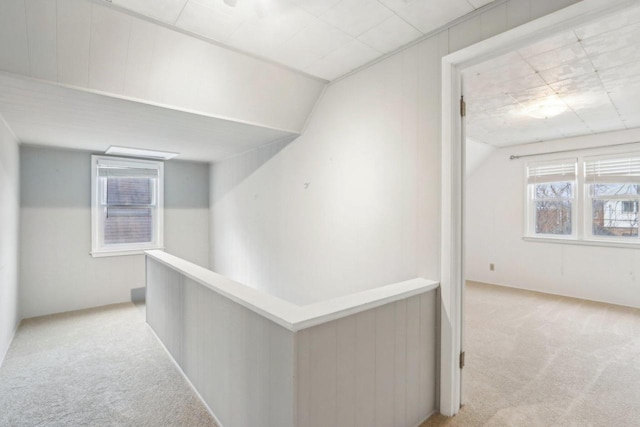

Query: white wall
0 117 19 365
466 138 496 177
466 129 640 308
0 0 325 133
20 146 210 318
210 0 580 306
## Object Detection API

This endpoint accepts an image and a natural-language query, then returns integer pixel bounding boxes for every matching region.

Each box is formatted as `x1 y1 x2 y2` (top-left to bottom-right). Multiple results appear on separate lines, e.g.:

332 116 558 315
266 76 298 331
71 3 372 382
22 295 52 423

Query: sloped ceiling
107 0 495 81
464 4 640 147
0 73 297 162
0 0 326 134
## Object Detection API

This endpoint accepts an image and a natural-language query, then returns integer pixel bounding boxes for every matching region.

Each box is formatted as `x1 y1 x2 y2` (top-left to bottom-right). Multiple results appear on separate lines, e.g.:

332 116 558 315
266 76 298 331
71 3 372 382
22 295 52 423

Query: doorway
439 0 639 418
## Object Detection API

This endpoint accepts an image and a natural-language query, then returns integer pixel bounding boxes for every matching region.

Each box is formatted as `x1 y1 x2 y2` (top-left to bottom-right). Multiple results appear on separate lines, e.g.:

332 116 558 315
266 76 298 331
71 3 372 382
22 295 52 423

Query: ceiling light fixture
105 146 179 160
522 96 568 119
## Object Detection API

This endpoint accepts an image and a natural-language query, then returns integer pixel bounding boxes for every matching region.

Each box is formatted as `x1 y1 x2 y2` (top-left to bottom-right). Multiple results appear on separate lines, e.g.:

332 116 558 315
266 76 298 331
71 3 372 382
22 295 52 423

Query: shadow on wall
210 135 296 202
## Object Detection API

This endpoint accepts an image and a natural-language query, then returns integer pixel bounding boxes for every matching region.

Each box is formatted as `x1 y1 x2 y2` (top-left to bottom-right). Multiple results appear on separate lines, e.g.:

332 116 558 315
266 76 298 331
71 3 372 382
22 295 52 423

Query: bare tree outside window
534 182 573 235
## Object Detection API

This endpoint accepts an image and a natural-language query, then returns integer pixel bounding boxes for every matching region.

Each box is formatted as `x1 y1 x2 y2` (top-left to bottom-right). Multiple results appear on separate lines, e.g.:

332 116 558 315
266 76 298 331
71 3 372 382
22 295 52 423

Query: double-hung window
525 152 640 246
585 155 640 241
526 159 577 238
91 156 164 257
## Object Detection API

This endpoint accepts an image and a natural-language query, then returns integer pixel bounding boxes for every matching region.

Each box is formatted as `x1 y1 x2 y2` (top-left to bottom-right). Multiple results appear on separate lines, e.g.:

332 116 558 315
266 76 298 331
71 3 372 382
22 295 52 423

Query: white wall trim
0 321 20 368
146 250 439 332
439 0 637 417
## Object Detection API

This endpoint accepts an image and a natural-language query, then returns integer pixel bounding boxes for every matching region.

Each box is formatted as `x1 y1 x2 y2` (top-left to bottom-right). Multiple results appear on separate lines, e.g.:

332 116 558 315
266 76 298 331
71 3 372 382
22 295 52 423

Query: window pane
592 200 639 237
104 207 153 244
535 182 573 199
592 183 640 197
106 177 153 205
535 201 572 235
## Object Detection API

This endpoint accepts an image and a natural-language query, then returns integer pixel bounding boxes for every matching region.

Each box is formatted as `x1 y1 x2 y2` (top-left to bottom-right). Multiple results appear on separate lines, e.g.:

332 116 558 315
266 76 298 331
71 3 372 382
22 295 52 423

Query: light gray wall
20 145 210 318
0 118 19 365
210 0 580 306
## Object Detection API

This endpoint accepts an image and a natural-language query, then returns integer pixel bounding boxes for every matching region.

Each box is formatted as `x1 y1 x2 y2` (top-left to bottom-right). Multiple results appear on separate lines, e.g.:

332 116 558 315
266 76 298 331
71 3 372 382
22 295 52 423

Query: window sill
90 247 165 258
523 236 639 249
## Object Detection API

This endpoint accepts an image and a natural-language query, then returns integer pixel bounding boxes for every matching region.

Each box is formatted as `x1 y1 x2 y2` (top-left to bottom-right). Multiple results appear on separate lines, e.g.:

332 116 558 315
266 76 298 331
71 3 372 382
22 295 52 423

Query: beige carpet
0 303 217 426
424 282 640 427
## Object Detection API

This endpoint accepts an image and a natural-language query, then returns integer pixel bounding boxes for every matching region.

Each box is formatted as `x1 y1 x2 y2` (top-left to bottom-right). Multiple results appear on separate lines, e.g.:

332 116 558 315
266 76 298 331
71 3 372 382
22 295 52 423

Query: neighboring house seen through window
91 156 164 257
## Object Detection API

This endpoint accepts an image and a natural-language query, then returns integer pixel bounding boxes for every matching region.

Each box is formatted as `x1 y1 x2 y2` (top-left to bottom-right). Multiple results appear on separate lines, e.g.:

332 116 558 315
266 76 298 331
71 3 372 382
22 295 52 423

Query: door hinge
460 96 466 117
459 351 465 369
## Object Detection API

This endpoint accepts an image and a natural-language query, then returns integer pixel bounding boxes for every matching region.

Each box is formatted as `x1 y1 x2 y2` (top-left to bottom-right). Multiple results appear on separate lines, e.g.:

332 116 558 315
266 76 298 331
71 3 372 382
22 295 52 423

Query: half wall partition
146 250 439 427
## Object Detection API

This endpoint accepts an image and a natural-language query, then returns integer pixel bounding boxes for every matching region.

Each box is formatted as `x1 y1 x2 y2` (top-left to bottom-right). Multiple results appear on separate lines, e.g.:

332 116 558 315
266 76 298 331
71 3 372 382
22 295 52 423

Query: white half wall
0 117 19 365
466 129 640 308
0 0 325 133
20 146 210 319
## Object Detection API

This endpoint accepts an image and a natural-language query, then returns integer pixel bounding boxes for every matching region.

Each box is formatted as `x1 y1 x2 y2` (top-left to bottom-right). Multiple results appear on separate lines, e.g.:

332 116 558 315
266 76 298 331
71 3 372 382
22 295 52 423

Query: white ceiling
0 73 296 162
108 0 495 81
464 4 640 147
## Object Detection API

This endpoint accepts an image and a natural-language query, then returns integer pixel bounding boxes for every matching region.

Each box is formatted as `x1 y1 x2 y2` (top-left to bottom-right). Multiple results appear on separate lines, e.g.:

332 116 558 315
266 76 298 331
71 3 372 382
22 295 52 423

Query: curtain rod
509 140 640 160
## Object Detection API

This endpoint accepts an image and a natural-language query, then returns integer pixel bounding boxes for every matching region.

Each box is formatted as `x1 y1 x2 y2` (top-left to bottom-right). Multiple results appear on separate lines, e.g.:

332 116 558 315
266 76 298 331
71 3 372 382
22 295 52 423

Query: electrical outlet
489 263 495 271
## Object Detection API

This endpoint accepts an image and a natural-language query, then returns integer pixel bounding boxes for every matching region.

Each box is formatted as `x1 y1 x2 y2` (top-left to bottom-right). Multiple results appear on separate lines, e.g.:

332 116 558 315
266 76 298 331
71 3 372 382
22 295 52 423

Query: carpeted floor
423 281 640 427
0 303 217 427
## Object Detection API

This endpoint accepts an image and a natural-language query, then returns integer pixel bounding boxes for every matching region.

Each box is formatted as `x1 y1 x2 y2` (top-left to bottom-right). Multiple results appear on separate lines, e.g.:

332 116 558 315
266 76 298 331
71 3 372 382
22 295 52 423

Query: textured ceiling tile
574 5 640 40
599 61 640 93
111 0 188 24
589 44 640 73
517 30 578 58
304 38 380 80
277 19 352 58
357 15 422 53
580 22 640 56
227 4 316 55
575 105 624 133
291 0 342 17
319 0 393 37
538 58 596 84
176 0 248 43
379 0 473 34
509 85 556 104
525 42 585 71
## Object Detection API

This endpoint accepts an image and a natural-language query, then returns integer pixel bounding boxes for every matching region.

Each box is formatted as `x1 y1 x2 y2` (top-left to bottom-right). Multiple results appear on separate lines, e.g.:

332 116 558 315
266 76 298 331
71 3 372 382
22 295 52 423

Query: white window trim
523 152 640 248
91 155 164 257
524 158 578 240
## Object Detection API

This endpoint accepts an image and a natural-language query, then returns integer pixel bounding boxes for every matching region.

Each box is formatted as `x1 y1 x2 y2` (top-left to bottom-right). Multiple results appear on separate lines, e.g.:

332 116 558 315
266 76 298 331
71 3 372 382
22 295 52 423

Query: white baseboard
414 409 438 427
146 323 225 427
0 319 21 368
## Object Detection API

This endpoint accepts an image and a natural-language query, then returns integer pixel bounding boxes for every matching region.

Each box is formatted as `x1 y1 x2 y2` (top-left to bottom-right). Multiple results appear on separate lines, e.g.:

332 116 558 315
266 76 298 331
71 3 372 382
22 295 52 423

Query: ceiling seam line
373 0 425 35
173 0 190 26
575 29 628 131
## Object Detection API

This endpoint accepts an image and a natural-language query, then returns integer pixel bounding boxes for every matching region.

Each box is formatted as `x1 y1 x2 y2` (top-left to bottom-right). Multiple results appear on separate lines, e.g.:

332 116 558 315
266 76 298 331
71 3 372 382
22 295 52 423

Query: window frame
583 153 640 244
524 152 640 247
91 155 164 257
524 158 578 241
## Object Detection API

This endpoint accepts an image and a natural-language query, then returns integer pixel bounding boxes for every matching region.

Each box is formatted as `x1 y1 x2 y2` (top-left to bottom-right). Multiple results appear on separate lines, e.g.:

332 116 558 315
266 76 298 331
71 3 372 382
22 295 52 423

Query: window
585 155 640 241
91 156 164 256
526 159 577 238
525 153 640 246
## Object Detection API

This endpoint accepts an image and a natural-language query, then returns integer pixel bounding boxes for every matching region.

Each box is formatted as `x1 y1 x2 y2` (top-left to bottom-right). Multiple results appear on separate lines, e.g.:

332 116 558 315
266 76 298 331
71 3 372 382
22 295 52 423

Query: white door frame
439 0 637 416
